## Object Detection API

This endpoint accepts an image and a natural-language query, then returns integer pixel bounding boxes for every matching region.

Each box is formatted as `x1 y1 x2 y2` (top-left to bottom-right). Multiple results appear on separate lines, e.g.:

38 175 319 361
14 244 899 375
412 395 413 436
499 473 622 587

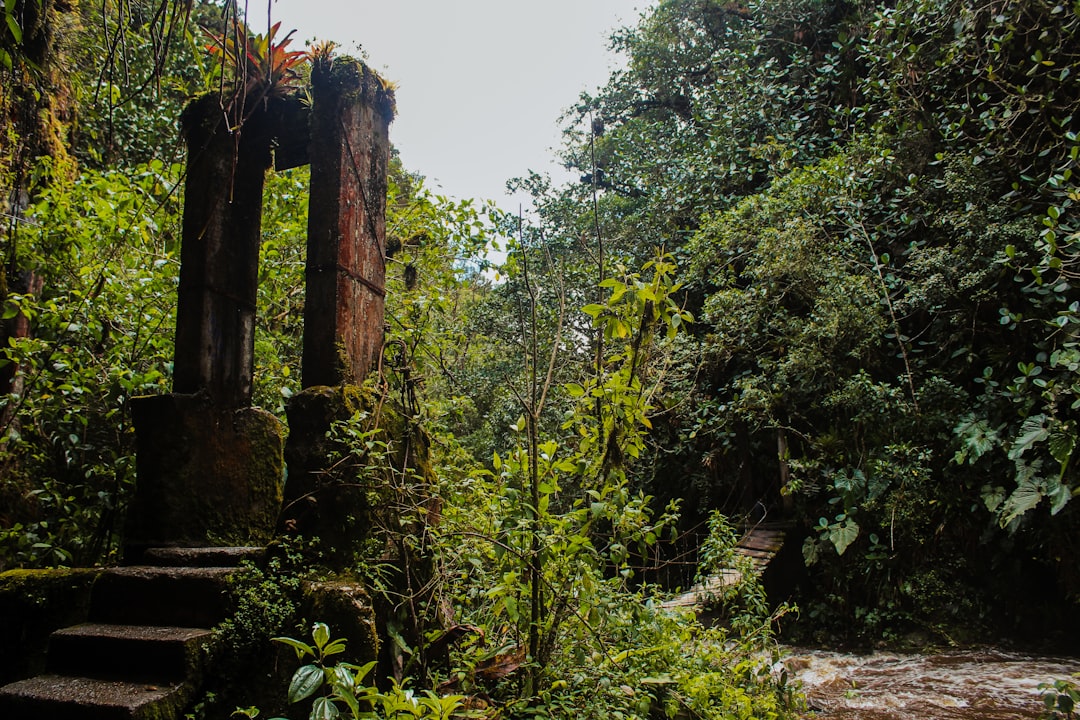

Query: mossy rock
0 567 100 684
281 385 434 569
302 579 380 665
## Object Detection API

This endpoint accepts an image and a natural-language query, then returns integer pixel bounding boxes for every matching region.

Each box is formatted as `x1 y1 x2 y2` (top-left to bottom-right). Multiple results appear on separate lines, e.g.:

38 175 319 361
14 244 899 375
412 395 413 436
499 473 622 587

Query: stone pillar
124 95 288 558
303 58 394 387
173 94 273 407
125 393 284 556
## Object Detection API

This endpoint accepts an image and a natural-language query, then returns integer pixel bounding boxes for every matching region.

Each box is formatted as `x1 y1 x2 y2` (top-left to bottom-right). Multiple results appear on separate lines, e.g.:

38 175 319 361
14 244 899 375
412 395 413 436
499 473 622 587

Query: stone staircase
0 547 262 719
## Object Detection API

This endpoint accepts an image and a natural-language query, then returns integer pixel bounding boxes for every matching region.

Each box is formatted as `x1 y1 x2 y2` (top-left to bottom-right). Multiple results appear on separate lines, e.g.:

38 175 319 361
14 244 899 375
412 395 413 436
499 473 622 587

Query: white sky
271 0 650 211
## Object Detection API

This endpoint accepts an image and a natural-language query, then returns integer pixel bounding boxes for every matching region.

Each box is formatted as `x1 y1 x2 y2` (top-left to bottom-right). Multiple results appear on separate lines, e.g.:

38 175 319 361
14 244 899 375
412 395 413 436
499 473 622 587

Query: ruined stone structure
0 53 396 718
124 57 395 558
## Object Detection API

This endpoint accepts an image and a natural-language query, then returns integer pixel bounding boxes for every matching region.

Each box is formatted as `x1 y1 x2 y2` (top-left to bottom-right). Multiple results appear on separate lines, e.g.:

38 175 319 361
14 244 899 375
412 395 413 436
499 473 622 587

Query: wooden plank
740 534 784 552
660 530 785 611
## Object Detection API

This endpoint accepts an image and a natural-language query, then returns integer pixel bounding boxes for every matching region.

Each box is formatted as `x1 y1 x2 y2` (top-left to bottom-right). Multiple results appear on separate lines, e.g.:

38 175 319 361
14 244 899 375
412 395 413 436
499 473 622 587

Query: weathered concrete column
124 95 288 558
303 58 394 387
125 393 284 556
173 94 274 407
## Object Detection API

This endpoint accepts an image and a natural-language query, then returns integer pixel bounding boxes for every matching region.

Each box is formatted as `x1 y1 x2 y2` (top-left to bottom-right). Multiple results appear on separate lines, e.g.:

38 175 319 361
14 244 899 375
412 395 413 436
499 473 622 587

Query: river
785 648 1080 719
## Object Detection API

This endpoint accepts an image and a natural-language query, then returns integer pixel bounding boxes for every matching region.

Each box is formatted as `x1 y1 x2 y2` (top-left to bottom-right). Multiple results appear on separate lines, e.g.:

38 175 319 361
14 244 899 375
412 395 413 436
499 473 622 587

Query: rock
0 568 100 684
302 580 379 665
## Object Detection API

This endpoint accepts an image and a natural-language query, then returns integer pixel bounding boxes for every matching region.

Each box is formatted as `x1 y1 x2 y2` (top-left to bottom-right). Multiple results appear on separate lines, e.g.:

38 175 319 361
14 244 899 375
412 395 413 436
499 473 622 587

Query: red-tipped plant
204 19 307 102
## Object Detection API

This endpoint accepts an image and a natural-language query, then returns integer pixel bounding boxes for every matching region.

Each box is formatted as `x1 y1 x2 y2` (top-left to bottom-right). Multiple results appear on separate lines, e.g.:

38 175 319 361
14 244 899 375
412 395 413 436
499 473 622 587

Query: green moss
302 579 379 665
311 55 396 124
127 394 285 553
0 567 100 683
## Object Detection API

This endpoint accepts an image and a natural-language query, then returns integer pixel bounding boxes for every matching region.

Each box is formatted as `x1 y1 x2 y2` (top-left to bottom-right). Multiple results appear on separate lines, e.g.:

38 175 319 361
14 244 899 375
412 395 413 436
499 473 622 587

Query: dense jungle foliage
1 0 1079 717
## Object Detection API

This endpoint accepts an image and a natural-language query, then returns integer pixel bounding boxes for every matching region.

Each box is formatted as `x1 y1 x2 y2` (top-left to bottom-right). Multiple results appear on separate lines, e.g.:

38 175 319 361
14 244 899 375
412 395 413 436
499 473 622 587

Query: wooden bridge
661 525 786 610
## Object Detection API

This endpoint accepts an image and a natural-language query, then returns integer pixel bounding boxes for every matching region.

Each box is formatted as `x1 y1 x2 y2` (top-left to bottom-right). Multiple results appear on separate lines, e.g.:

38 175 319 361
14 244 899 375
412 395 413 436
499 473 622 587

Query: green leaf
5 12 22 45
333 683 361 718
272 636 314 660
830 519 859 556
350 660 377 685
1045 477 1072 515
322 638 347 657
1000 476 1045 526
1009 415 1049 460
1048 430 1075 467
312 622 330 651
981 484 1006 513
288 664 324 703
310 696 339 720
331 664 355 689
581 303 605 318
954 415 999 463
503 595 519 621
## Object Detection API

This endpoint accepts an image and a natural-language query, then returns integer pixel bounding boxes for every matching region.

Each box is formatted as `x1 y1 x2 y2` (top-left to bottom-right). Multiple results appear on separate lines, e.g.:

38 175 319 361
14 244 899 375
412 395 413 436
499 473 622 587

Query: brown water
785 648 1080 719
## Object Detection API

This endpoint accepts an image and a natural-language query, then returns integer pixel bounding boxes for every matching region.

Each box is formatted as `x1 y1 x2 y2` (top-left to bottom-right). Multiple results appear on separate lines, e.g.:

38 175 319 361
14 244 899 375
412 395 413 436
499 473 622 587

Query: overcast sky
271 0 650 210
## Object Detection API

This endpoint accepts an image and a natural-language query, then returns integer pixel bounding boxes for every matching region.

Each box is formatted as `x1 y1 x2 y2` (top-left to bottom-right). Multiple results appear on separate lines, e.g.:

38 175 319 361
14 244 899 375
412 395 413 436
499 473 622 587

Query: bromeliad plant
204 17 307 108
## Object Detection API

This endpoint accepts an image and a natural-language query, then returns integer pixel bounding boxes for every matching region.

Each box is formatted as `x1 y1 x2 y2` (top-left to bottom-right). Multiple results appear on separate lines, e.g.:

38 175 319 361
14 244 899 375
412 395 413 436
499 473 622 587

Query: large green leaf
953 414 1000 464
1000 475 1046 526
830 519 860 556
1048 429 1075 468
288 664 324 704
1009 414 1049 460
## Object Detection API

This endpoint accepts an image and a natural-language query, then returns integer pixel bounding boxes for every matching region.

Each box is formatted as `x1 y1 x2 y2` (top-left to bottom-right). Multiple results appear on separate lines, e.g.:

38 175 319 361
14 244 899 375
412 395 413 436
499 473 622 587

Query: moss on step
0 567 101 684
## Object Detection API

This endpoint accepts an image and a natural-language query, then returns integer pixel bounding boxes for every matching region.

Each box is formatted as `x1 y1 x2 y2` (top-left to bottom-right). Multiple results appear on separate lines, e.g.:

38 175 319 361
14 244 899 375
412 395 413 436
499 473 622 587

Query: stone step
0 674 191 720
89 566 237 628
46 624 212 683
138 546 266 568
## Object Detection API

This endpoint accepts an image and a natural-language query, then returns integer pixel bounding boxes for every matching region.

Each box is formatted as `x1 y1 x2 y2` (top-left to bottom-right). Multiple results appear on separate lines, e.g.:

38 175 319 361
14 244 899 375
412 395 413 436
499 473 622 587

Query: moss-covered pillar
280 386 373 568
303 58 395 387
173 94 273 407
125 95 289 558
125 393 284 557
